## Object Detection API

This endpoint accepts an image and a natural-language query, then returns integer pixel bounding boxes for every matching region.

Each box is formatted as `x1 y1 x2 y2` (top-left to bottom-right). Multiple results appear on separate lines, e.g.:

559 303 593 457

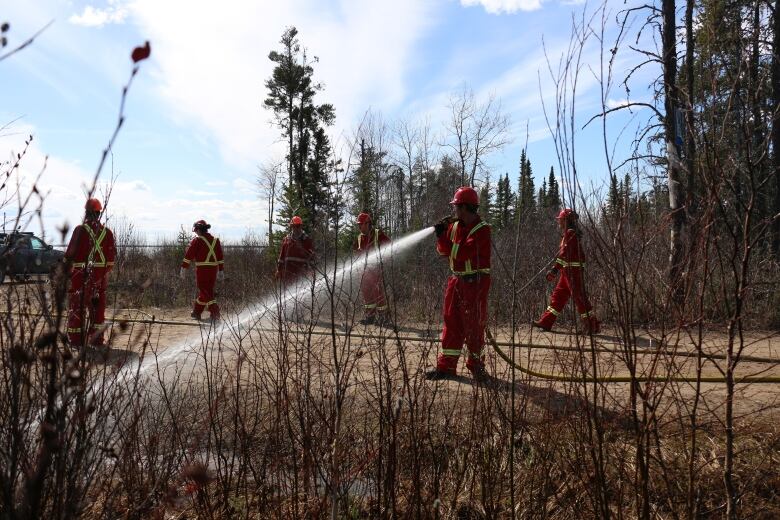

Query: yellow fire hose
5 312 780 382
485 329 780 384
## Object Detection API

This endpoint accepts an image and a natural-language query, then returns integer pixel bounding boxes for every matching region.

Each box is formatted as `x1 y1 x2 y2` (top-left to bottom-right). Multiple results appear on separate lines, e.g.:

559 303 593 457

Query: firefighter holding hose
426 187 491 382
276 216 315 283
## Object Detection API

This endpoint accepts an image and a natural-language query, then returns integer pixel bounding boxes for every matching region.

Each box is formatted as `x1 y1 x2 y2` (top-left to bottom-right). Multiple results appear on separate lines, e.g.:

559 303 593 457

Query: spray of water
28 226 437 436
130 226 436 378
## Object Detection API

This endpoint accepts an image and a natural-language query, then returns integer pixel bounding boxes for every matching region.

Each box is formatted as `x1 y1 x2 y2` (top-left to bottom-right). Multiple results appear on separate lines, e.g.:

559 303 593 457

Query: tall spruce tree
493 172 514 230
516 149 536 218
264 26 335 230
546 167 561 210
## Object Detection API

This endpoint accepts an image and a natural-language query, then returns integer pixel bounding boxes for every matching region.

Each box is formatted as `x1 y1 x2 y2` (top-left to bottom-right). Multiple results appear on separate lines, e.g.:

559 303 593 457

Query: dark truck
0 232 64 283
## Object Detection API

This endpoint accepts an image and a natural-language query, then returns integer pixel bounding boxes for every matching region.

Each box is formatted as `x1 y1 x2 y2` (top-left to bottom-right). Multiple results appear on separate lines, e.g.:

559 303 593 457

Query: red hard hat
85 198 102 212
290 216 303 226
192 219 210 231
356 212 372 225
556 208 577 221
450 186 479 206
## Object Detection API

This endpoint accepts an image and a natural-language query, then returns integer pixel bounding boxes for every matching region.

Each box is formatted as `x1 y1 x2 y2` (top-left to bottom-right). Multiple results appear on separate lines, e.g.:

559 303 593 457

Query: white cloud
129 0 437 170
460 0 544 14
232 178 255 192
69 2 128 28
0 123 265 241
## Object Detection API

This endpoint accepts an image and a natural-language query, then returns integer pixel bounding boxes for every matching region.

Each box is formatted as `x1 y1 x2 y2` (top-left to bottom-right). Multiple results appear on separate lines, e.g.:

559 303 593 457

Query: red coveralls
435 218 491 374
276 232 315 282
181 233 224 319
65 220 116 347
536 229 598 331
354 228 391 317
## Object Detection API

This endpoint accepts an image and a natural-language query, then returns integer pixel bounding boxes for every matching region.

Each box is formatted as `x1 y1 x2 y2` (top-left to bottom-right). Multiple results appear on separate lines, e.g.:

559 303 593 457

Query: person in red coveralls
65 198 116 348
180 219 224 321
533 208 600 334
354 212 391 326
426 187 491 382
275 216 315 283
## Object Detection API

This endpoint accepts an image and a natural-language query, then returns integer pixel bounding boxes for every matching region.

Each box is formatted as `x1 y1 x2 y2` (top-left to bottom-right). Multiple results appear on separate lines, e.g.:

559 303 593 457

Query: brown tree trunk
773 0 780 256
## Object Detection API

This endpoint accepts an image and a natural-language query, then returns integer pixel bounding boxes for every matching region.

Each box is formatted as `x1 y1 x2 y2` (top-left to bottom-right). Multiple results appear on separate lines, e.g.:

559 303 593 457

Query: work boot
190 311 201 321
359 315 376 326
532 320 551 332
375 313 394 329
470 367 491 383
425 368 455 381
584 317 600 335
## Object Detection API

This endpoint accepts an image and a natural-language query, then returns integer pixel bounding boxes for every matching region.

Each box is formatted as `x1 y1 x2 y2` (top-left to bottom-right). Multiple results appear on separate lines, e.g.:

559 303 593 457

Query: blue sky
1 0 655 242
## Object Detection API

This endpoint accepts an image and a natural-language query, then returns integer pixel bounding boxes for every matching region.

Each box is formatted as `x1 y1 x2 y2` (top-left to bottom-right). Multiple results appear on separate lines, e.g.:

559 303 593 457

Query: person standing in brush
533 208 600 334
180 219 224 322
426 187 491 382
275 215 315 283
354 212 391 326
65 198 116 349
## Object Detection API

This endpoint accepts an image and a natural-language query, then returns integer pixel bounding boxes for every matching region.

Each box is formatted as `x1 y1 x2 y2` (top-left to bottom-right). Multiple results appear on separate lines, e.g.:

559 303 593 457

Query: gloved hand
179 267 187 280
217 271 225 281
545 269 558 282
434 216 452 238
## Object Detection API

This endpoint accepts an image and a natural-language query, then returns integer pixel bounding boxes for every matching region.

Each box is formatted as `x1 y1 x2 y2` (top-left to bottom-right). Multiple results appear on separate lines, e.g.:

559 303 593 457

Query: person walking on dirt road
180 219 224 322
533 208 600 334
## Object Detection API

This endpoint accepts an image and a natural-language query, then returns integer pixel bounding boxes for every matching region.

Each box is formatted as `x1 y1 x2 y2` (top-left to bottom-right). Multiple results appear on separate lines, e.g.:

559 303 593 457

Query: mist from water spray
130 226 436 378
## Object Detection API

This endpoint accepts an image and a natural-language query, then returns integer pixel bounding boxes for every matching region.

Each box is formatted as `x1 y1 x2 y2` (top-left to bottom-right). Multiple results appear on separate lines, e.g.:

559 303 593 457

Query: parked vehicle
0 232 64 282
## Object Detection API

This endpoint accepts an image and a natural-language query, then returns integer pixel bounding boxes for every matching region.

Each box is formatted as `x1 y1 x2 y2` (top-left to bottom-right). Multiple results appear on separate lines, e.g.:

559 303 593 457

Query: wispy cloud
0 123 265 240
130 0 438 170
69 1 128 28
460 0 544 14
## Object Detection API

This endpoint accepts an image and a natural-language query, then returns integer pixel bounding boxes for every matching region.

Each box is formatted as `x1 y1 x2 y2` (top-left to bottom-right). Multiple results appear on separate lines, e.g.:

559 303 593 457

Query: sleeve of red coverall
104 228 117 272
64 225 84 261
378 231 391 247
436 222 454 256
181 238 198 269
449 224 490 263
216 238 224 271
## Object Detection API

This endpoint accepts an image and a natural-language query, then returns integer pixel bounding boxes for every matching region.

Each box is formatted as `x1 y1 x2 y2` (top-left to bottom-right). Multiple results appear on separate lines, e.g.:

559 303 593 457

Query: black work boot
470 366 491 383
425 368 454 381
190 311 201 321
359 315 376 326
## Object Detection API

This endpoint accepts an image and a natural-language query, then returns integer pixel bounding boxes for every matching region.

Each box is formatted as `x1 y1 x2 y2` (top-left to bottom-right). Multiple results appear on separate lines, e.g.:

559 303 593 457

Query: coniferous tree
546 167 561 210
516 149 536 218
264 26 336 231
493 173 514 230
607 173 622 218
538 179 547 211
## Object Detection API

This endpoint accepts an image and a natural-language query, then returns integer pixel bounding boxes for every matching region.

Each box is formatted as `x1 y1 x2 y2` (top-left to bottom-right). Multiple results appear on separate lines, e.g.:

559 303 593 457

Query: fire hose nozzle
433 216 454 237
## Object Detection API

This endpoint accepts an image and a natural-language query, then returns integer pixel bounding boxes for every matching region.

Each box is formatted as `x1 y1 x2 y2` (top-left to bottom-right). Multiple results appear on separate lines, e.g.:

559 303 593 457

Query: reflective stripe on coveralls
449 221 491 275
72 226 111 268
195 236 221 266
555 258 585 268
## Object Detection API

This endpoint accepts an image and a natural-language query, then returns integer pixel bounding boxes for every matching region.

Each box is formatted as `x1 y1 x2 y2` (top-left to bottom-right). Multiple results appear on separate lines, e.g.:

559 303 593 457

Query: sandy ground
3 275 779 423
86 304 780 422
